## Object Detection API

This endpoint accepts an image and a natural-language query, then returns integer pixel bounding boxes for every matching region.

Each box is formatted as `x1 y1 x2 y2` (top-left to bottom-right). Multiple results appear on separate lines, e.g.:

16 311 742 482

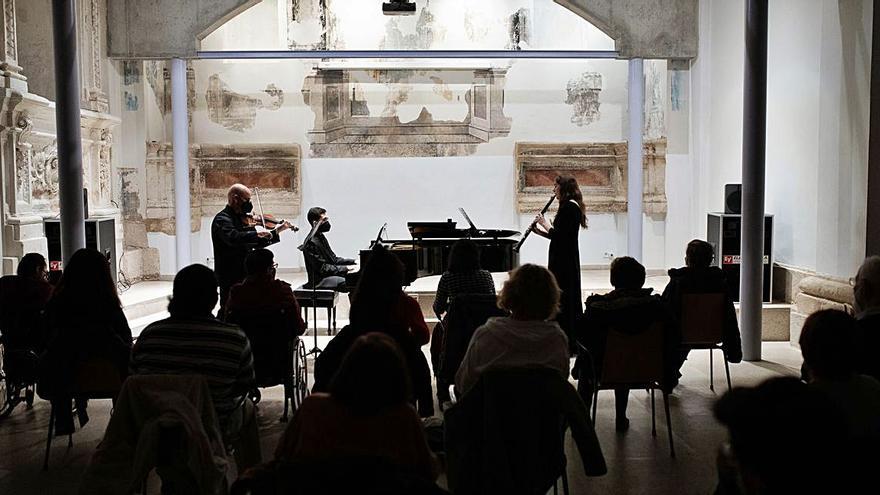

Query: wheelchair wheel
294 338 308 408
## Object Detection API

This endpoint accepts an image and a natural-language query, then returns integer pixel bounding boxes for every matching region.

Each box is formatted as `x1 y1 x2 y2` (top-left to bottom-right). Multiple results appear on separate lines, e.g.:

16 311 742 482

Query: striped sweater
131 316 255 419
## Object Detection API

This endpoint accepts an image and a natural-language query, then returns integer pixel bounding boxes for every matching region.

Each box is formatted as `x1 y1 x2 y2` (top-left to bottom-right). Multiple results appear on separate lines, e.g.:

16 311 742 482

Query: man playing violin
212 184 294 317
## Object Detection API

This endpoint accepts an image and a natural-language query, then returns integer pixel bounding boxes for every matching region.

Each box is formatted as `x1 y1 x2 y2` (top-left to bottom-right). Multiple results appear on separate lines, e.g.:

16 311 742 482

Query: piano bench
294 287 339 336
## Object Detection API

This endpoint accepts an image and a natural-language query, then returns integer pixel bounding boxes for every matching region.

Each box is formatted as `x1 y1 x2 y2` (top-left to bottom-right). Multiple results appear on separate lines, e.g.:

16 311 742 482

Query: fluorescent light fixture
382 1 416 16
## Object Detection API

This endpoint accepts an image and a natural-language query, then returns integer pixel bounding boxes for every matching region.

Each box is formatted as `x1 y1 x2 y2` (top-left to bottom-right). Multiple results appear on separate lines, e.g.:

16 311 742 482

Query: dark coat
0 275 53 349
302 233 355 287
857 313 880 383
574 288 680 389
444 368 606 495
210 206 278 289
548 200 583 346
662 266 743 363
313 324 434 418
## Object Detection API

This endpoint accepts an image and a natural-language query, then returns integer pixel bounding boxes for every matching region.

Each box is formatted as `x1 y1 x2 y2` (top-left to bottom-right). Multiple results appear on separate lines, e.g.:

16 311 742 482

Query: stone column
627 58 644 262
0 0 27 273
171 58 191 271
741 0 769 361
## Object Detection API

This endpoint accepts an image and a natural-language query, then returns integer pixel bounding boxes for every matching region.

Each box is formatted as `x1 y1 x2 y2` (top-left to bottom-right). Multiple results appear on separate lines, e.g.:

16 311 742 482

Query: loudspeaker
724 184 742 214
44 218 117 284
707 213 773 303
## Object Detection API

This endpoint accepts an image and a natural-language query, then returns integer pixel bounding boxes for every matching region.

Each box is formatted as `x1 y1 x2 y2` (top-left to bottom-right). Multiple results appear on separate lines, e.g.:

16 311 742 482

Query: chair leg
651 388 656 437
326 307 332 336
302 307 308 327
709 348 715 392
562 467 570 495
43 404 55 471
663 391 675 458
723 352 732 390
332 307 337 335
591 389 598 424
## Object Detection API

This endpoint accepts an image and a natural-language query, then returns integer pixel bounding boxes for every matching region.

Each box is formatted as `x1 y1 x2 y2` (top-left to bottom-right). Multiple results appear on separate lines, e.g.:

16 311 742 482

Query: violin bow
253 187 268 230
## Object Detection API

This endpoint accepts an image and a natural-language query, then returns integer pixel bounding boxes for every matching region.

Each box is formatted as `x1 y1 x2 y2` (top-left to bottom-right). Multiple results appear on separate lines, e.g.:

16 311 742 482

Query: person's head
498 264 560 321
17 252 47 281
609 256 646 290
227 184 253 214
555 175 588 229
307 206 331 233
245 249 276 279
447 239 481 273
168 264 219 318
799 309 857 381
685 239 714 268
714 377 847 494
853 256 880 314
350 245 405 330
329 332 412 416
52 248 119 311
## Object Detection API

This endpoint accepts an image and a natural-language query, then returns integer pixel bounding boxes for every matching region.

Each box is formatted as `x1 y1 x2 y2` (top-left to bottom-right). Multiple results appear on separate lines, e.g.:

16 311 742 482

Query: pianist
302 206 357 292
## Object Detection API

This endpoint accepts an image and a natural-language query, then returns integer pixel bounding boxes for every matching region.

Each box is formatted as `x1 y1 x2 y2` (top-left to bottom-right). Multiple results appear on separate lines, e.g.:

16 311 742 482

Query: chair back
71 358 125 399
439 294 506 382
599 322 665 387
680 293 726 345
226 308 297 387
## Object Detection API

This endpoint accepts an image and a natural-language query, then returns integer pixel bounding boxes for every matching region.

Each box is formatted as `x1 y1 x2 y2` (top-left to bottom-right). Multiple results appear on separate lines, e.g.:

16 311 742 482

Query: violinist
211 184 295 317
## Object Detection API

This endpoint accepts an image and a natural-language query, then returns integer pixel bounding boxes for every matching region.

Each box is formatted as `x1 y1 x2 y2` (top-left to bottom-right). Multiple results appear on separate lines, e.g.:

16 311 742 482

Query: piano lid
407 220 519 239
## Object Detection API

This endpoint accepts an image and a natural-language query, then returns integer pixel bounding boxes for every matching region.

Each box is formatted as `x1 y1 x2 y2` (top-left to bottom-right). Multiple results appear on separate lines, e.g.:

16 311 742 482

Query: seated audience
455 264 569 396
39 249 132 436
276 332 438 482
131 264 260 472
314 246 433 417
574 256 676 432
430 239 496 373
0 253 53 350
853 256 880 382
226 248 305 335
799 309 880 442
662 239 743 363
713 377 852 494
302 206 356 291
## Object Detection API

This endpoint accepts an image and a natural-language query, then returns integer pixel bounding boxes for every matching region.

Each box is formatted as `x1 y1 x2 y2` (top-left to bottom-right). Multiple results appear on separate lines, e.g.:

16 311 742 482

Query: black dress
547 200 583 350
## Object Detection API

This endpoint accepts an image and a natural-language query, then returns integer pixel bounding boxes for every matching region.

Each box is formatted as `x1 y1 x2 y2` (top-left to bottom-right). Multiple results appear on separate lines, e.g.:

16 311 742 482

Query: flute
513 194 556 252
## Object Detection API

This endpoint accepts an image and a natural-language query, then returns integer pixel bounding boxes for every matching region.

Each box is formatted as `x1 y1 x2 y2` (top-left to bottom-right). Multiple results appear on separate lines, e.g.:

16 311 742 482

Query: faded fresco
205 75 285 132
565 72 603 126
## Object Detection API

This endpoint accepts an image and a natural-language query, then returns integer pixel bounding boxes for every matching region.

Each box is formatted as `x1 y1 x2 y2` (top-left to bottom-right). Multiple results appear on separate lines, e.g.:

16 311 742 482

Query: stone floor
0 342 803 494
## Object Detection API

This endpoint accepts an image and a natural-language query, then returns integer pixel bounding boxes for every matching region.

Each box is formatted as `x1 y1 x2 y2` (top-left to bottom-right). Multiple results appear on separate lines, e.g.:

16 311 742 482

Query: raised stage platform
121 269 793 344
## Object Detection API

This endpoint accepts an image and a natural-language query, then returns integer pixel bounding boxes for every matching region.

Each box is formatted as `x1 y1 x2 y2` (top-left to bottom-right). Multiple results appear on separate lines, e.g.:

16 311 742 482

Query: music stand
297 219 326 357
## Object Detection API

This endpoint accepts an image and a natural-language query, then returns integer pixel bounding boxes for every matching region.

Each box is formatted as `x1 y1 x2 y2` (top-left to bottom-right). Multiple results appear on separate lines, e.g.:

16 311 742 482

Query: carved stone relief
4 0 17 62
205 74 284 132
565 72 603 127
515 139 667 214
303 67 511 158
144 143 301 235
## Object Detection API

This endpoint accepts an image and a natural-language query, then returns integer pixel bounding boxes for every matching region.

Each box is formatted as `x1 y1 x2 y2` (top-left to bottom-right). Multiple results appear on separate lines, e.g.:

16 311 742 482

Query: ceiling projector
383 1 416 15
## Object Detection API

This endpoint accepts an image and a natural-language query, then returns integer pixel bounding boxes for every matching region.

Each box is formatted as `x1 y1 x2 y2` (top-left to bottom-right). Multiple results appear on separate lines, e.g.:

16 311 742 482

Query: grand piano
346 210 521 288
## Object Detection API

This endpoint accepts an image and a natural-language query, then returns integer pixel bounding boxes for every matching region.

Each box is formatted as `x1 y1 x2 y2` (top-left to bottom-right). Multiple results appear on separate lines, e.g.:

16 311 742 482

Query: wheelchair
0 335 38 419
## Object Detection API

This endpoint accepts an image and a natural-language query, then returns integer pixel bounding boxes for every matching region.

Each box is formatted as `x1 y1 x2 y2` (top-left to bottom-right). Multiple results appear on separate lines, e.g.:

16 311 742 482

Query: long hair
555 175 588 229
51 248 120 314
329 332 412 416
350 245 405 331
447 239 481 273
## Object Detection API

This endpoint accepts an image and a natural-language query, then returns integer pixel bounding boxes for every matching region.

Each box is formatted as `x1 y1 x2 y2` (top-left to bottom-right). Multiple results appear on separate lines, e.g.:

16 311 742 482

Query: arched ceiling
108 0 697 60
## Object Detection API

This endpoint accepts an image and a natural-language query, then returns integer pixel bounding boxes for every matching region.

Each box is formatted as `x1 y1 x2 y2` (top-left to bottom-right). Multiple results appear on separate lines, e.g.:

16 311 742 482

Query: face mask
319 221 331 233
241 200 254 214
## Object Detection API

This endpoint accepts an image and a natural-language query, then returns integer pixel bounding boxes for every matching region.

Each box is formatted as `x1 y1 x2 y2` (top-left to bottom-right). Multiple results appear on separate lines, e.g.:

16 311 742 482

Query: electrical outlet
603 251 614 260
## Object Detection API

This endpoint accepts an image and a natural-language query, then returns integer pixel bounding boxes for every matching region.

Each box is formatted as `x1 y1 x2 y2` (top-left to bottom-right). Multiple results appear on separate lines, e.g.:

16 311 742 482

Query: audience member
574 256 676 432
455 264 568 396
313 246 434 417
226 248 305 335
131 264 261 472
39 248 132 436
799 309 880 442
713 377 851 494
302 206 357 291
430 239 496 373
0 253 53 350
853 256 880 382
662 239 743 363
275 333 438 482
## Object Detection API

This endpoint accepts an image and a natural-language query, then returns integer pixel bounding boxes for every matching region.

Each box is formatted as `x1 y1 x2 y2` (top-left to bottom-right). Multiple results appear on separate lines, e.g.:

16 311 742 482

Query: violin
244 187 299 233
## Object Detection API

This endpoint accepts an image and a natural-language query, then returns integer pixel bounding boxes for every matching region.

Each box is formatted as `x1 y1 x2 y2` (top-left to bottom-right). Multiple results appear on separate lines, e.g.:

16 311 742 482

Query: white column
171 58 191 271
627 58 645 262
